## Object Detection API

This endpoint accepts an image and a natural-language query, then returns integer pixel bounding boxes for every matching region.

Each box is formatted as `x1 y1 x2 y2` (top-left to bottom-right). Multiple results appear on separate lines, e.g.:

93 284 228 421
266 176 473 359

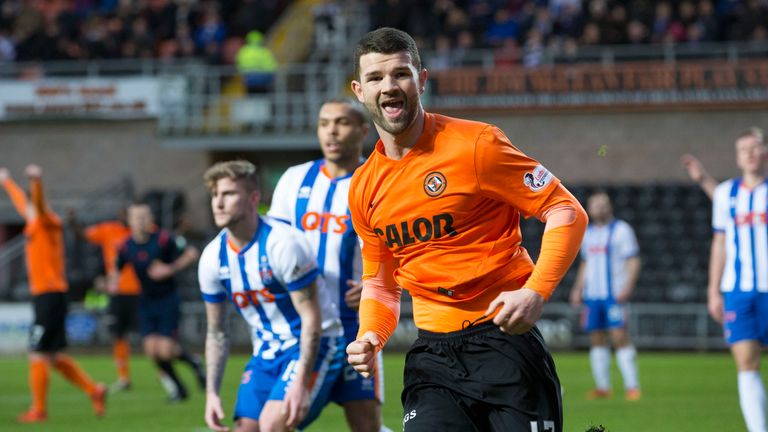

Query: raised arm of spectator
26 164 54 223
0 168 29 218
681 154 717 199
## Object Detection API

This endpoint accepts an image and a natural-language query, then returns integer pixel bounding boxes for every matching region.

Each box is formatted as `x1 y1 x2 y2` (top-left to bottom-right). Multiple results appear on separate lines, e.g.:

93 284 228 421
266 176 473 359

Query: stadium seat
541 183 712 303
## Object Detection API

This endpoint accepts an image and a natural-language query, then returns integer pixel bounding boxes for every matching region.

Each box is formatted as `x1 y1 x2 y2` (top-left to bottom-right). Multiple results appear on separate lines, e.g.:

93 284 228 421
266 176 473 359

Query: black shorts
138 292 180 338
402 322 562 432
30 292 68 353
107 295 139 338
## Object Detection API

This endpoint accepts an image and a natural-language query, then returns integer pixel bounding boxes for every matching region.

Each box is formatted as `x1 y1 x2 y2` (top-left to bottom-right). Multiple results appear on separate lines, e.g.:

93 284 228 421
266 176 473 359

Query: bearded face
353 51 425 136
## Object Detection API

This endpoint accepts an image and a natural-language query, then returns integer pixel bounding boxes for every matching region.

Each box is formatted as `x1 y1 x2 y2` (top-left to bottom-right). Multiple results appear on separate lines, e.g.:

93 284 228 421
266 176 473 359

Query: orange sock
29 358 49 413
113 338 130 381
53 354 96 395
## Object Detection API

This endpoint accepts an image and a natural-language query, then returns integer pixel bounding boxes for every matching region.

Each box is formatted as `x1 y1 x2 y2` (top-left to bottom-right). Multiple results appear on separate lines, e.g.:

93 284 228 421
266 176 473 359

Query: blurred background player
115 201 203 402
681 153 718 199
569 191 642 401
709 128 768 432
69 207 140 393
682 127 766 200
268 98 390 431
199 160 344 432
0 164 106 423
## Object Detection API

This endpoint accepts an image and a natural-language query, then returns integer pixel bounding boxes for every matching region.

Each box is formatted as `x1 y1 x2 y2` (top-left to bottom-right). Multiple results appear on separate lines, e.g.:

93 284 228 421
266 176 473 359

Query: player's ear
418 68 428 94
249 190 261 207
351 80 364 103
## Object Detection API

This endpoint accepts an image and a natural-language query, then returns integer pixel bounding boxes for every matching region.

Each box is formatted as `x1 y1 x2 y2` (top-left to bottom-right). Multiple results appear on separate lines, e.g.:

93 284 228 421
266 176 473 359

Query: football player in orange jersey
0 165 106 423
69 207 139 393
344 28 588 432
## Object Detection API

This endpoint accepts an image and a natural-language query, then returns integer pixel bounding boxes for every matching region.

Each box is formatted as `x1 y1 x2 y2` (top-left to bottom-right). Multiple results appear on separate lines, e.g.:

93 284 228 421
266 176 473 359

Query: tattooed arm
283 280 322 429
204 301 230 432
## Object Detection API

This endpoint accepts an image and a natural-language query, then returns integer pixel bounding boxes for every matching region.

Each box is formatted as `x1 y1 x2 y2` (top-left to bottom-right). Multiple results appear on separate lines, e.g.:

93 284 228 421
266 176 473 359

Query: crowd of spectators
369 0 768 68
1 0 767 66
0 0 290 63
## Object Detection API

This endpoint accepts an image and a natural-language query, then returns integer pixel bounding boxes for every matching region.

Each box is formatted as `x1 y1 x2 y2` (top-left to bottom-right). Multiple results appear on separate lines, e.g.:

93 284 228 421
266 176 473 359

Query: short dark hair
126 200 154 220
737 127 765 144
203 160 260 192
589 189 610 199
321 97 369 125
354 27 422 80
128 199 152 210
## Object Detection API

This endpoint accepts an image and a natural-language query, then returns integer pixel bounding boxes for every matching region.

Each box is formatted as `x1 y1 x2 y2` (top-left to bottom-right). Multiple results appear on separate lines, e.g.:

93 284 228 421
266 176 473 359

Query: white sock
616 346 640 390
589 346 611 391
739 371 767 432
158 373 178 398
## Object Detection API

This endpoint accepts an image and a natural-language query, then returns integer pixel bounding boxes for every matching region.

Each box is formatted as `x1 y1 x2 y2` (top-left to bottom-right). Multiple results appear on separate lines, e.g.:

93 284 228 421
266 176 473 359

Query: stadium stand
523 183 712 304
371 0 768 66
1 0 766 65
2 0 292 63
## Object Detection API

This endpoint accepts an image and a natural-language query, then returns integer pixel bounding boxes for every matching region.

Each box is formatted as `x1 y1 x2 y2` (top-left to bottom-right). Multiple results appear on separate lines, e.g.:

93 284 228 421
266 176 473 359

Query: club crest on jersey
423 172 447 197
298 186 312 199
218 266 231 280
259 256 274 285
524 165 553 192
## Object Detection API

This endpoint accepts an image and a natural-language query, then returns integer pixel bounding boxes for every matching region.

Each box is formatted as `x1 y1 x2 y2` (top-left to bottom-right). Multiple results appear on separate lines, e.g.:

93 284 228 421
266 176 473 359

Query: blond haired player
710 129 768 432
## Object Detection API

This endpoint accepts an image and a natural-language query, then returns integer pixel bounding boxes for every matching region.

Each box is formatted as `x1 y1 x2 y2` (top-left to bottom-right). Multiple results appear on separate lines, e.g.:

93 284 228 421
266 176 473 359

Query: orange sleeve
29 178 47 218
2 178 28 218
474 126 561 219
29 178 58 225
356 257 401 348
348 179 392 263
84 224 104 244
523 187 588 299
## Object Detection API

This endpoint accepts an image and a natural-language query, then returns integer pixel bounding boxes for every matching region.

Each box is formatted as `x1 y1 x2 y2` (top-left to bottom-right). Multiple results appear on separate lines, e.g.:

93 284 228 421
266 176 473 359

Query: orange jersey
84 221 141 295
349 113 567 332
2 178 68 295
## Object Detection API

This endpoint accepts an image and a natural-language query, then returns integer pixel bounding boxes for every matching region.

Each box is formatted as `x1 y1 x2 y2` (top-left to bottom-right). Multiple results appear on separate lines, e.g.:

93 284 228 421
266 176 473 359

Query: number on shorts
530 420 555 432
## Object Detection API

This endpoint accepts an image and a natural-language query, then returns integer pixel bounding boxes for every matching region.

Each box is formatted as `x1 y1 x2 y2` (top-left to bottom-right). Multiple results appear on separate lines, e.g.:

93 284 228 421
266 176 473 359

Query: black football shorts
30 292 68 352
107 294 139 338
402 322 562 432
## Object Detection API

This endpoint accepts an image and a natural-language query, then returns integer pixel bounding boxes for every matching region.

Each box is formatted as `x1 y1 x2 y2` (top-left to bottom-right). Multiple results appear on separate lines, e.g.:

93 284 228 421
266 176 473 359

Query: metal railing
422 40 768 69
156 62 349 138
1 40 766 144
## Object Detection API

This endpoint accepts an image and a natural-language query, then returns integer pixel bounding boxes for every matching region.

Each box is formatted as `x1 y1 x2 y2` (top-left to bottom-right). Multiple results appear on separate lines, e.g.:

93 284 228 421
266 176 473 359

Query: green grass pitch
0 351 742 431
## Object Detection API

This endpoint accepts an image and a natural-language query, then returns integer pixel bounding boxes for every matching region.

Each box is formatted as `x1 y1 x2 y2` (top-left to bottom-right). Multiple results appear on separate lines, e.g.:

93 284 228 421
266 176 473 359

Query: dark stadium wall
435 107 768 184
0 120 211 228
2 106 765 229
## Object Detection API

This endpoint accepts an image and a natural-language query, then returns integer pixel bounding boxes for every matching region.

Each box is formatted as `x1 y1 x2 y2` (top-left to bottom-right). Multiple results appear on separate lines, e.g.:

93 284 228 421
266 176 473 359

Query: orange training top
349 113 574 332
2 177 68 295
85 221 141 295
